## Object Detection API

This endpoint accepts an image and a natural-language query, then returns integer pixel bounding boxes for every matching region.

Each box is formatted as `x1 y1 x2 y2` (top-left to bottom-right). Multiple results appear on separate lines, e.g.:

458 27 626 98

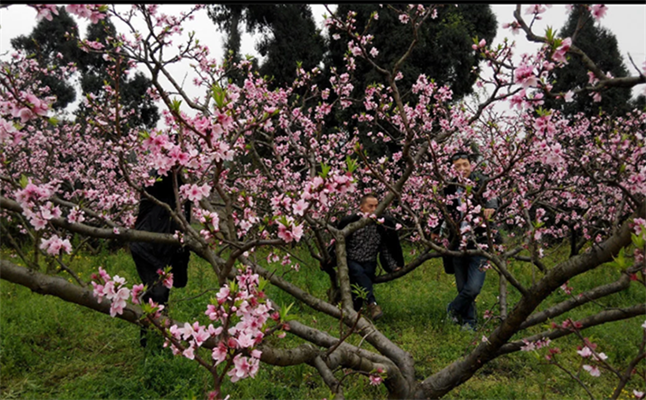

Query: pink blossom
33 4 59 21
590 4 608 20
369 374 383 385
227 354 260 382
520 340 535 352
236 332 255 348
563 90 575 103
158 269 174 289
39 235 72 256
577 346 592 358
634 390 645 399
398 14 409 24
216 285 231 305
583 364 601 377
292 199 308 216
515 64 538 88
131 284 145 304
180 183 211 202
109 286 130 317
633 218 646 239
212 342 228 365
183 346 195 360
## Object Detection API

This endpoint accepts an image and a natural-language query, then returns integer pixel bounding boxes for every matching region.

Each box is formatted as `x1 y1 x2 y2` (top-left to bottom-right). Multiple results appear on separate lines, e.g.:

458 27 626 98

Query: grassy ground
1 244 644 399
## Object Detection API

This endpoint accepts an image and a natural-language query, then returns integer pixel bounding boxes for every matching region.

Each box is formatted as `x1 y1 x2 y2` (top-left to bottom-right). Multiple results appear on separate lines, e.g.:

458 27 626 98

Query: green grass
1 244 644 400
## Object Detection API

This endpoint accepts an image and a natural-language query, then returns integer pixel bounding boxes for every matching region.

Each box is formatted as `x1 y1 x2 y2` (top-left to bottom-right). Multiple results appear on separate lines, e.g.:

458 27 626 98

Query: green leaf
280 302 295 321
608 247 627 270
211 83 226 109
320 162 331 179
169 98 182 113
631 233 645 249
345 156 357 173
19 174 29 189
351 283 368 301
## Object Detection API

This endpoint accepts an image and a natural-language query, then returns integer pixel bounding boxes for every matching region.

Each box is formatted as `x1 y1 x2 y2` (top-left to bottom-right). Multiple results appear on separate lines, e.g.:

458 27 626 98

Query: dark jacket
321 214 404 274
439 171 500 273
129 173 191 288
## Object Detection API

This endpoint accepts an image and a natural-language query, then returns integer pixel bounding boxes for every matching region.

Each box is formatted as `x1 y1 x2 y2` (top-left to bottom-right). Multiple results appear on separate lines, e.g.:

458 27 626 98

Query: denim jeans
347 259 377 310
448 256 487 328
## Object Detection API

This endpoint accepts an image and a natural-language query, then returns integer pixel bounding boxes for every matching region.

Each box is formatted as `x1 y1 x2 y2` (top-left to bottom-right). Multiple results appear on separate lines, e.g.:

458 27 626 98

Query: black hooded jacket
129 173 191 288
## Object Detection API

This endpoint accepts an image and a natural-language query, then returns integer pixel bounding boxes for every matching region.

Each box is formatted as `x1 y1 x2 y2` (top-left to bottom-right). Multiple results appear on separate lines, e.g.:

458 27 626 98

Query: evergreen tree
323 4 497 157
546 5 632 117
11 9 159 129
75 19 159 130
324 4 497 103
10 7 83 110
208 4 325 89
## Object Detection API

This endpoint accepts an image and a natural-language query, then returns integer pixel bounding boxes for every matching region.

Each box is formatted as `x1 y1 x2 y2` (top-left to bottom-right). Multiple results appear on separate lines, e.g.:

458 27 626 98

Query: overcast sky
1 4 645 113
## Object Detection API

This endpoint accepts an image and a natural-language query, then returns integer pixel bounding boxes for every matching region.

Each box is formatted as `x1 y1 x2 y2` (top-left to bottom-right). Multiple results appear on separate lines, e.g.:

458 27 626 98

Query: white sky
1 4 645 115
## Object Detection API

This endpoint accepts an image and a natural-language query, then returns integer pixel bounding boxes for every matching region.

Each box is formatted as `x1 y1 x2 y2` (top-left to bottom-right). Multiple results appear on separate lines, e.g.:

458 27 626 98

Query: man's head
450 151 472 178
359 193 379 214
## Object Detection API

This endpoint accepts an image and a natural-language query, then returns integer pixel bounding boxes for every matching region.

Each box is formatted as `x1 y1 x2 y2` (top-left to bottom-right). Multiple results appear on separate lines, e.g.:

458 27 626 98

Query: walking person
439 151 499 331
129 170 191 346
335 193 404 320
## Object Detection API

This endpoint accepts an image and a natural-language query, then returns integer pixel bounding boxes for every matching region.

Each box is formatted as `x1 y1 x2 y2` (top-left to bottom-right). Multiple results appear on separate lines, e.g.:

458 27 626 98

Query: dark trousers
448 256 486 327
347 259 377 310
131 251 171 306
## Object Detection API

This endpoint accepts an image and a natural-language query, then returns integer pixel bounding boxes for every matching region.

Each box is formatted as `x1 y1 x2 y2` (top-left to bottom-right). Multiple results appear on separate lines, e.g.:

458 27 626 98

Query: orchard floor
1 245 644 400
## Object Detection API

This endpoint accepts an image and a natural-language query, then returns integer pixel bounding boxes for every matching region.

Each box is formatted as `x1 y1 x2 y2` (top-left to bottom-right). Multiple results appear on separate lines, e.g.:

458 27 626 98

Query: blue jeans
448 256 486 327
347 260 377 310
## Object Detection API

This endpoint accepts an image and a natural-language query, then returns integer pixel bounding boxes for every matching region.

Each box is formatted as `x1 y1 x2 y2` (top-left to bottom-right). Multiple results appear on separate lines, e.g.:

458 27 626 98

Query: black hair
450 151 471 163
359 193 379 205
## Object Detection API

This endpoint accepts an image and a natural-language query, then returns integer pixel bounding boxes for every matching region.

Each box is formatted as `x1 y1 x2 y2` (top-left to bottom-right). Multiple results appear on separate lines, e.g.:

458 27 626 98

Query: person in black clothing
324 193 404 321
438 152 499 331
129 171 191 346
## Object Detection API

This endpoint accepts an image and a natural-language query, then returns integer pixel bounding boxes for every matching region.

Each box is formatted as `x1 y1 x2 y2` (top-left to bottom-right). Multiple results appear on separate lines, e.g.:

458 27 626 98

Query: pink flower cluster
30 5 106 24
14 182 61 231
276 217 304 243
157 268 174 289
91 267 134 317
40 235 72 256
165 268 276 383
180 183 212 203
520 337 551 352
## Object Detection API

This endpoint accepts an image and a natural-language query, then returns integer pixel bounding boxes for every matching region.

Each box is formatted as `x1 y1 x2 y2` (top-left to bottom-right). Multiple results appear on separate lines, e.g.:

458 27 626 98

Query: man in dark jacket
129 171 191 308
328 193 404 321
440 152 499 331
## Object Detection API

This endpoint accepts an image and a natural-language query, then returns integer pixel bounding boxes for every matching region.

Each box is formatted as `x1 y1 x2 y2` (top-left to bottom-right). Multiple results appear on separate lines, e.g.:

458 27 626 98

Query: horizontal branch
1 196 182 247
0 260 350 369
498 303 646 356
519 270 633 330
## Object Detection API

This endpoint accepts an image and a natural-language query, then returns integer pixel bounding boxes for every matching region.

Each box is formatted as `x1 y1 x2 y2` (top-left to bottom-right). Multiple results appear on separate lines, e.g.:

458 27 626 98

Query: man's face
359 197 378 214
452 157 472 178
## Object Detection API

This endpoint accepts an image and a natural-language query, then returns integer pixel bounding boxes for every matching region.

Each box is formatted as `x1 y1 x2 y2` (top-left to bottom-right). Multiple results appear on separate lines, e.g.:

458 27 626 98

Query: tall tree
323 4 497 157
208 4 326 89
11 8 158 129
545 5 632 117
75 19 159 130
325 4 497 103
10 7 83 110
